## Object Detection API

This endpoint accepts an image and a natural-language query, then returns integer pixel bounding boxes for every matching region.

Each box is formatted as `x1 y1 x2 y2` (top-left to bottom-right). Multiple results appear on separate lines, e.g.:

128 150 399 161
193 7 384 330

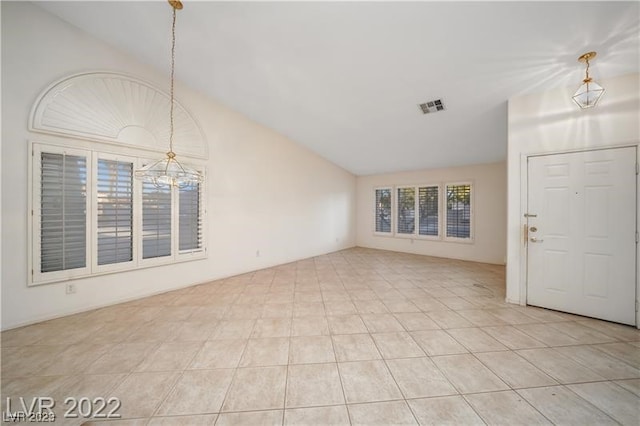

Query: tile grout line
213 318 254 419
518 384 621 425
327 262 353 425
281 278 296 426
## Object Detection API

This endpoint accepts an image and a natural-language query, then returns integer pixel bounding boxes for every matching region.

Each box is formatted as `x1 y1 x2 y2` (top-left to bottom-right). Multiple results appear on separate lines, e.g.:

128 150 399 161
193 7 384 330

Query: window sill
29 251 207 287
372 233 474 245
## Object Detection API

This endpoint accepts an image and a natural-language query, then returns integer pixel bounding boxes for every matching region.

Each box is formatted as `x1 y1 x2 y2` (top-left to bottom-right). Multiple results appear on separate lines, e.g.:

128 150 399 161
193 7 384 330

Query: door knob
530 237 544 243
529 226 537 232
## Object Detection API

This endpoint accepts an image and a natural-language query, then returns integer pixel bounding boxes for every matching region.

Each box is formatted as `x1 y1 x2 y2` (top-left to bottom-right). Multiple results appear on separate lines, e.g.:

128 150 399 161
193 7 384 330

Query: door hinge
636 163 639 175
636 300 639 313
636 231 639 244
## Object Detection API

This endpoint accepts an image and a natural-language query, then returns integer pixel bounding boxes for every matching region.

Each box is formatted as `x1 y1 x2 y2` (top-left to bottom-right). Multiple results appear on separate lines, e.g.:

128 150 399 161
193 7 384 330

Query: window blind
40 152 87 272
446 184 471 238
375 188 391 233
97 159 133 265
418 186 439 236
179 183 202 251
142 182 172 259
397 187 415 234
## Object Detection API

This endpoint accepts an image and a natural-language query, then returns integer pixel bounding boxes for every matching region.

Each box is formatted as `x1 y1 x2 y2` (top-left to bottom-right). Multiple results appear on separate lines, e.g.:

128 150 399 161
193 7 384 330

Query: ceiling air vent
419 99 445 114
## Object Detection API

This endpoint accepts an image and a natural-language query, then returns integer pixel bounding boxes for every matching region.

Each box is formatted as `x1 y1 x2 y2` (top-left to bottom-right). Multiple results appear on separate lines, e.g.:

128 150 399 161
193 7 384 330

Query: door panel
543 249 569 293
527 147 637 325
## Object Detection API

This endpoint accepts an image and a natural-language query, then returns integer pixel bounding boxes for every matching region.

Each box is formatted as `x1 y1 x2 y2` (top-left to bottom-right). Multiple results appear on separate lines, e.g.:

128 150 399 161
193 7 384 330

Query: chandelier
135 0 203 188
572 51 605 109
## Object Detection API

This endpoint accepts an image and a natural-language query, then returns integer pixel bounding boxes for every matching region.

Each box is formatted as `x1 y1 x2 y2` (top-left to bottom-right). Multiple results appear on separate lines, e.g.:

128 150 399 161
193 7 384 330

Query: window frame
392 184 442 240
32 144 92 284
373 187 393 235
93 152 137 274
395 185 418 237
372 183 475 244
29 141 207 286
443 181 474 243
138 163 176 268
417 184 441 240
178 181 205 255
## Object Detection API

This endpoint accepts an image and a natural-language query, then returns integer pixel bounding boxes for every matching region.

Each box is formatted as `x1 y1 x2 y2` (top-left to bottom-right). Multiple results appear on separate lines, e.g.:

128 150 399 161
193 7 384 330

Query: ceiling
36 1 639 176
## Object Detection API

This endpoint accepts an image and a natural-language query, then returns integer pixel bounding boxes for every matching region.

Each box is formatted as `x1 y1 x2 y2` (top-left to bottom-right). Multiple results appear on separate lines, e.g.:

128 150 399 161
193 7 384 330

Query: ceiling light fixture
135 0 203 188
572 51 605 109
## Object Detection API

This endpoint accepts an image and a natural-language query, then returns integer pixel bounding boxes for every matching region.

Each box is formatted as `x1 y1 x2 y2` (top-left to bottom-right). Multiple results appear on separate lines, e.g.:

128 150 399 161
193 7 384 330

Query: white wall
1 2 356 330
506 73 640 307
356 162 507 265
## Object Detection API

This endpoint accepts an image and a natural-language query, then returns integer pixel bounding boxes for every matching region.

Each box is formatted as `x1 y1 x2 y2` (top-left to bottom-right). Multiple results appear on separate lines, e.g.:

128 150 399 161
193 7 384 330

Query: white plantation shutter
31 143 207 285
40 152 87 272
375 188 392 233
397 187 415 234
142 182 172 259
446 183 472 239
418 186 439 236
179 183 203 252
97 159 133 265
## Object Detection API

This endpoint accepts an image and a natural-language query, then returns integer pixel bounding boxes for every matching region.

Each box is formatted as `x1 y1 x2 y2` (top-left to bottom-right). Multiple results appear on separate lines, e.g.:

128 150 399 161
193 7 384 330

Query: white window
418 185 439 237
374 183 471 242
31 143 206 285
394 185 440 238
374 188 392 233
396 187 416 235
36 148 90 283
179 183 203 252
96 156 134 270
445 183 472 240
142 181 172 260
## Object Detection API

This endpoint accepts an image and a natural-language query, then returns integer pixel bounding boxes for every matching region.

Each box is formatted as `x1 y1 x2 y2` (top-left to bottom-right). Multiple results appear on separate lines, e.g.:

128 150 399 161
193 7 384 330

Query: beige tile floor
2 247 640 425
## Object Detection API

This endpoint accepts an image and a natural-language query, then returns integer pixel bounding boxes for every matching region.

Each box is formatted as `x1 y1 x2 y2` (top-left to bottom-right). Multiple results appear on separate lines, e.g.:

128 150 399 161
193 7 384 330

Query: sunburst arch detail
30 72 207 159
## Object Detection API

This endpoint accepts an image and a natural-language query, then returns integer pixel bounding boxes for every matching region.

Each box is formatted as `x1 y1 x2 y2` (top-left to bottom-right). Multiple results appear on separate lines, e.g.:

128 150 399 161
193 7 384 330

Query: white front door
527 147 637 325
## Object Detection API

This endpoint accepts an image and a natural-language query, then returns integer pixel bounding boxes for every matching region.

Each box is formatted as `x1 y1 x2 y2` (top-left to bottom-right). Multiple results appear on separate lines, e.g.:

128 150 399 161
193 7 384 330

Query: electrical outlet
65 283 76 294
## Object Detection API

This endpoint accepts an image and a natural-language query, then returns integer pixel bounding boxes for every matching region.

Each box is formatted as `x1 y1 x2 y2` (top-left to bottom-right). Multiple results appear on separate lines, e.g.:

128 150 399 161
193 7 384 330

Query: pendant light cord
584 57 590 81
169 5 177 155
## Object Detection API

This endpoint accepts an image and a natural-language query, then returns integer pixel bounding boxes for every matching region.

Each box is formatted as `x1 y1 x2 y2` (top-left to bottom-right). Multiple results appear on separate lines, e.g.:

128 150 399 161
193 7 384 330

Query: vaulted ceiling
37 1 639 175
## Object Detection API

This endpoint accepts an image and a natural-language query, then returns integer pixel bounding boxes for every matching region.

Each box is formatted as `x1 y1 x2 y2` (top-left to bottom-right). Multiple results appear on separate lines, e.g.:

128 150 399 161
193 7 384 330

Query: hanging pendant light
572 51 605 109
135 0 203 188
